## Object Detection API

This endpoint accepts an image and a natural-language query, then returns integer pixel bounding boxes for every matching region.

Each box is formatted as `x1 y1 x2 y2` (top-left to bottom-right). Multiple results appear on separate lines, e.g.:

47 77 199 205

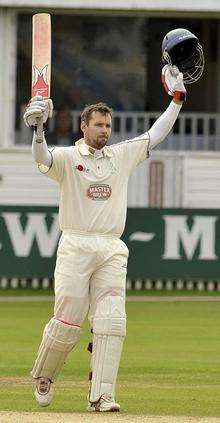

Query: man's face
81 111 112 150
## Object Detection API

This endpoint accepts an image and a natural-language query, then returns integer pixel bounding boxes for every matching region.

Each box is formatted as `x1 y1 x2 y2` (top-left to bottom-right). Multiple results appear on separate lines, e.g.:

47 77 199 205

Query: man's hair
81 102 113 124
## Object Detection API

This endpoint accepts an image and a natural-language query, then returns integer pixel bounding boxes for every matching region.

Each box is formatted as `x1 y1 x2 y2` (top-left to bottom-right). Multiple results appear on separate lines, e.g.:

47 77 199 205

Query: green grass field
1 295 220 417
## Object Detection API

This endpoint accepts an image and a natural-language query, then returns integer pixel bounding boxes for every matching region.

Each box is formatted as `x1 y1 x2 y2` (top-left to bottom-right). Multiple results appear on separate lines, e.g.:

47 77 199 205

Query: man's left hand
161 64 187 103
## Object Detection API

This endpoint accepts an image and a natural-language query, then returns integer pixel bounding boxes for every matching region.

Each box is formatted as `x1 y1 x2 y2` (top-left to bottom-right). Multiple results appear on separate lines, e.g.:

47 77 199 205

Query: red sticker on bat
32 65 49 97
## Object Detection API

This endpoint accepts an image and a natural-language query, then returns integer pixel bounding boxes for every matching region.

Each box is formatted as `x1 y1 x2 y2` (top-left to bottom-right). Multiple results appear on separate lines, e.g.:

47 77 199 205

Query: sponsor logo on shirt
75 164 90 173
87 184 112 201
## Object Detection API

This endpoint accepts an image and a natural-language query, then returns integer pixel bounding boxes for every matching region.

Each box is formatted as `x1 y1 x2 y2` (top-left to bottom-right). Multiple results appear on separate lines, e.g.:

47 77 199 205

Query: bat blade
32 13 51 98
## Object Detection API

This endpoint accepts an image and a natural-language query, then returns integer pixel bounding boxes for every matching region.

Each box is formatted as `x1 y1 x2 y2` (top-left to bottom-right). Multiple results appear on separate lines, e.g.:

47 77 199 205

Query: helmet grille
163 38 204 84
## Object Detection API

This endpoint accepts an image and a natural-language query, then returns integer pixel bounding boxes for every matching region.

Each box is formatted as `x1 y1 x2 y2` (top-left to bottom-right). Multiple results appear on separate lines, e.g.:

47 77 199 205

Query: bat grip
35 117 44 142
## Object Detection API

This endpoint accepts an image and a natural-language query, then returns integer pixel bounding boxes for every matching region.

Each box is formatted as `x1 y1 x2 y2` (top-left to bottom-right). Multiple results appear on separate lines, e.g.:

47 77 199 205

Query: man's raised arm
149 65 186 150
23 95 53 167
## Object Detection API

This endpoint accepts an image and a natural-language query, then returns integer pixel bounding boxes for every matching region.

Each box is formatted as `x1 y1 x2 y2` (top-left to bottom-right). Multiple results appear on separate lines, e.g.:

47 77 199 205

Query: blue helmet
162 28 204 84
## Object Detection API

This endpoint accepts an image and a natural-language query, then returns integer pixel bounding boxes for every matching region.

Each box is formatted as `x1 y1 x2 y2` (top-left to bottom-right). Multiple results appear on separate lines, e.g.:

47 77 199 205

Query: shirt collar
76 138 113 158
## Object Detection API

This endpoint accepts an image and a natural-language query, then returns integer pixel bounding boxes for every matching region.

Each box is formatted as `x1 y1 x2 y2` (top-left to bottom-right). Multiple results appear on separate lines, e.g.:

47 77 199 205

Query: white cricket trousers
53 231 129 328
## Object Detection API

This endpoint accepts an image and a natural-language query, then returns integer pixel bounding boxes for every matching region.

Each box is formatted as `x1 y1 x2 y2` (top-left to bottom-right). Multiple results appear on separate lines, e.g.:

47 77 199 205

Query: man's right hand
23 96 53 128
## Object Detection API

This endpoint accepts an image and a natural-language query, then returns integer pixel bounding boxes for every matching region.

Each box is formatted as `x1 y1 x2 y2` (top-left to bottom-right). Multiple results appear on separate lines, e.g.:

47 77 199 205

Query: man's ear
81 121 86 132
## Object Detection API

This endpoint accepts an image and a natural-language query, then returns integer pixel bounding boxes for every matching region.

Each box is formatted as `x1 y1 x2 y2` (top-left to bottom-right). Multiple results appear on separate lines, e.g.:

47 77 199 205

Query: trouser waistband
62 229 120 239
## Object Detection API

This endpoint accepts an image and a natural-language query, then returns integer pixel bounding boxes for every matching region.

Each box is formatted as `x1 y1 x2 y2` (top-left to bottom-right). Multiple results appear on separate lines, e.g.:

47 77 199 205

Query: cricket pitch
0 411 220 422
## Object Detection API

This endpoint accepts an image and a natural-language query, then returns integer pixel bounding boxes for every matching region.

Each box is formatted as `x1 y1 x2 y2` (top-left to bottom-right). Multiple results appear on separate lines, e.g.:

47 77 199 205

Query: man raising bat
24 22 203 412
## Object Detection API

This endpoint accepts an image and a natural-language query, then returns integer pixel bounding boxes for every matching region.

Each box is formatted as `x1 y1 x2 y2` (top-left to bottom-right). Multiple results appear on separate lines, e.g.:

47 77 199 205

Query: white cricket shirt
40 136 149 237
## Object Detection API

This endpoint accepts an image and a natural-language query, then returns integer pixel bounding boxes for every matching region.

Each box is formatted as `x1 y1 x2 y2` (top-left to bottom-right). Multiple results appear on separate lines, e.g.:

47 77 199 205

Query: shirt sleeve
113 133 150 174
148 101 182 150
38 147 65 183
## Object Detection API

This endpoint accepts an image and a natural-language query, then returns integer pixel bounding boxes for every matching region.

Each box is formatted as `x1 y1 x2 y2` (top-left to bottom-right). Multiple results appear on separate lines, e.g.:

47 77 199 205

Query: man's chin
97 138 108 147
87 137 109 149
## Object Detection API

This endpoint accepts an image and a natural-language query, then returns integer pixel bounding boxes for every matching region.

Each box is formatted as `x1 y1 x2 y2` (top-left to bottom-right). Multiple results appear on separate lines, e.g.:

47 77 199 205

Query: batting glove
161 65 187 103
23 95 53 128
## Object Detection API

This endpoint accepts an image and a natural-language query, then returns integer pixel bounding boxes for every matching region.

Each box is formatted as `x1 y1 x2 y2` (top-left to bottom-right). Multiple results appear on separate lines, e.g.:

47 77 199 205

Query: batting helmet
162 28 204 84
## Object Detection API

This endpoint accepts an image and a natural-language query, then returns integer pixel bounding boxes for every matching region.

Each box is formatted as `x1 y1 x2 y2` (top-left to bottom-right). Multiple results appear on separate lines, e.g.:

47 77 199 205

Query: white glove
161 65 186 102
23 95 53 128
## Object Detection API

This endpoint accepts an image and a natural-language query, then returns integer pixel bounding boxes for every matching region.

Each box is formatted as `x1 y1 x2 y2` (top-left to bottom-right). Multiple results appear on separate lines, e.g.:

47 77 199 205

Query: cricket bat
32 13 51 98
32 13 51 138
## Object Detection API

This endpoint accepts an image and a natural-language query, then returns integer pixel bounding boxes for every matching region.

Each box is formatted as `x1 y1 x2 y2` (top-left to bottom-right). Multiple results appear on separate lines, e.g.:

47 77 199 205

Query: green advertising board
0 206 220 279
0 206 59 278
124 208 220 280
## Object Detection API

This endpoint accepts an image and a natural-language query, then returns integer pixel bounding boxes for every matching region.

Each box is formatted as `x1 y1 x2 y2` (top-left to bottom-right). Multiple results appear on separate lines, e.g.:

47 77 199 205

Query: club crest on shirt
75 164 90 173
87 184 112 201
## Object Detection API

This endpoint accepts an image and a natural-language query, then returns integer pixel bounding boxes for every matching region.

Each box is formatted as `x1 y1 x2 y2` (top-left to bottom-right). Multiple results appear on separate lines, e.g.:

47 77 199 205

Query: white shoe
34 377 53 407
87 393 120 412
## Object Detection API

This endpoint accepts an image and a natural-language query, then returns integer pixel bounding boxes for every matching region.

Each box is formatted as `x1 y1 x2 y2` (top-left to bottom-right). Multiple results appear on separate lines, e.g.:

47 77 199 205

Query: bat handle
35 117 44 142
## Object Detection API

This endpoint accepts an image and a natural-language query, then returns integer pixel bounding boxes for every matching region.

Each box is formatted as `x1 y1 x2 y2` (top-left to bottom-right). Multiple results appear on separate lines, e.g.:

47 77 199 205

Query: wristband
173 91 186 102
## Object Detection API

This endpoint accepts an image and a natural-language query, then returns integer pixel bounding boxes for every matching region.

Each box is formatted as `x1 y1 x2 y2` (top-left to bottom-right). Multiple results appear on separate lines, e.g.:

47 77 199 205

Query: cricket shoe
87 393 120 412
34 377 53 406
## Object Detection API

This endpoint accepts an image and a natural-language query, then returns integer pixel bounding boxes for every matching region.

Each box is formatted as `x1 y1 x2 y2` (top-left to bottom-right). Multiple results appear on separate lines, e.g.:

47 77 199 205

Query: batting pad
31 317 81 381
89 296 126 402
